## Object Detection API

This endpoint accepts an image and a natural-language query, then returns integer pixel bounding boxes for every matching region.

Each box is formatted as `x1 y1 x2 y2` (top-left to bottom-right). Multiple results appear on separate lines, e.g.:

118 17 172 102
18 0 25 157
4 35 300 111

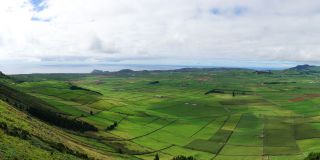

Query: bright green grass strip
268 155 305 160
220 145 262 156
228 131 263 146
132 136 171 150
214 155 261 160
297 138 320 154
148 130 193 146
93 110 127 122
191 117 226 140
162 117 213 138
135 152 173 160
162 145 215 160
80 115 114 129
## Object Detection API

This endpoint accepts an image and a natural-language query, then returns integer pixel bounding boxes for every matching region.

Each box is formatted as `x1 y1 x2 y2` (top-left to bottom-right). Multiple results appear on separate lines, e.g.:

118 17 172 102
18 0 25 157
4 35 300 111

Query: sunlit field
0 67 318 159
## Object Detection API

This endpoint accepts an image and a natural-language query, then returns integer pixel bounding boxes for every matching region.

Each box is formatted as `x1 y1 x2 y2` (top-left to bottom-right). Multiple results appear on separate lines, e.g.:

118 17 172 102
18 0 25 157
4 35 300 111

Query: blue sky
0 0 320 73
30 0 46 12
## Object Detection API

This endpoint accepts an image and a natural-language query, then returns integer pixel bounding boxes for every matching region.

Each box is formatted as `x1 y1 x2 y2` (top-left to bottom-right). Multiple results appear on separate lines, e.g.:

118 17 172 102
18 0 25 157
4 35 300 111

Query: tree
117 148 123 154
154 153 160 160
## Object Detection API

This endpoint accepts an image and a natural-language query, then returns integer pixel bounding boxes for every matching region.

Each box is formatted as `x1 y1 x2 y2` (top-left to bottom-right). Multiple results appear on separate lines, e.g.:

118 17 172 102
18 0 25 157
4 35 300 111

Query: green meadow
3 66 320 159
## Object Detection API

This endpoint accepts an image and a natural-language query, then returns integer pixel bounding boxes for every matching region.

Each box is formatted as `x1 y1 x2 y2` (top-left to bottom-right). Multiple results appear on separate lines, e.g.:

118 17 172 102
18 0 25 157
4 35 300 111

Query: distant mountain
91 69 110 74
91 69 134 75
90 67 255 75
283 64 320 75
91 69 104 74
288 64 316 71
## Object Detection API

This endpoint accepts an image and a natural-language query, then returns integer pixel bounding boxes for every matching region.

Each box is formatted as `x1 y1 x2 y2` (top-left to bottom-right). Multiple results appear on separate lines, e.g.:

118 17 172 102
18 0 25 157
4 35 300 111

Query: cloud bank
1 0 320 72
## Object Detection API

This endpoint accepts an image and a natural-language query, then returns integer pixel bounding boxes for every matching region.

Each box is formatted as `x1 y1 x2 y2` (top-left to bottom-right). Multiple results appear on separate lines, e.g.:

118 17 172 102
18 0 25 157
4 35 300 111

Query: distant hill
91 69 110 74
283 64 320 75
90 67 252 75
288 64 316 71
0 71 11 79
91 69 135 74
91 69 104 74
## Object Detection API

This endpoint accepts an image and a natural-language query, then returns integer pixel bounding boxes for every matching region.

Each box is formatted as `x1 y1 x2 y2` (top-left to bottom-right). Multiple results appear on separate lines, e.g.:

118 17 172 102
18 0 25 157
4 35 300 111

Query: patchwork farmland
2 66 320 159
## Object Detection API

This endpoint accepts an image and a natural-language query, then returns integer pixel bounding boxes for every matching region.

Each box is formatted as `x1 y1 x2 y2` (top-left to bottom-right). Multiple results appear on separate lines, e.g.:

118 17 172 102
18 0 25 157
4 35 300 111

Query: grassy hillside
0 77 135 159
0 99 119 159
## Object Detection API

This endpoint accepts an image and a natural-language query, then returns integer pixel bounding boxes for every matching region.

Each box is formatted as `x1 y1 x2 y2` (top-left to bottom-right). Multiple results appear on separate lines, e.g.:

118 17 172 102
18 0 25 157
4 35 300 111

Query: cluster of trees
305 152 320 160
172 155 196 160
205 89 225 95
232 90 246 97
153 154 196 160
106 122 118 131
149 81 160 85
0 83 97 132
28 107 97 132
254 71 272 75
205 89 249 96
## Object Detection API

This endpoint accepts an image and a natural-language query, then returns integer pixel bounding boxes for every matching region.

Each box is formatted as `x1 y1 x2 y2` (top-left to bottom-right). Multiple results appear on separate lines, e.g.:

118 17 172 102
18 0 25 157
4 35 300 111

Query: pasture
11 69 320 159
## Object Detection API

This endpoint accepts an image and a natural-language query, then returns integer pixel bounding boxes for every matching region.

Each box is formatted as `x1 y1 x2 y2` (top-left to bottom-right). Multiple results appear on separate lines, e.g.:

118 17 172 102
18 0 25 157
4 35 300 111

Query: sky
0 0 320 73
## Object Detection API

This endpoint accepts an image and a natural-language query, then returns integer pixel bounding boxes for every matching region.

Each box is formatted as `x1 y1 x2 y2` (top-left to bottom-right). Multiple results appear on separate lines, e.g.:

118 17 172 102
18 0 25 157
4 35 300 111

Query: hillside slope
0 99 118 160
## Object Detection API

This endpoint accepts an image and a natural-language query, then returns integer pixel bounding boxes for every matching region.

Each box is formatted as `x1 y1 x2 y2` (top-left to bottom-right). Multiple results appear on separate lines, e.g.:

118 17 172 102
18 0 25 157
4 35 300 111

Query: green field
2 66 320 159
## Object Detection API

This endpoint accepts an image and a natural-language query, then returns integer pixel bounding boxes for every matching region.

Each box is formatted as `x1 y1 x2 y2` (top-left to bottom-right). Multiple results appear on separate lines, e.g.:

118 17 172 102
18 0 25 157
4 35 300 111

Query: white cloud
1 0 320 73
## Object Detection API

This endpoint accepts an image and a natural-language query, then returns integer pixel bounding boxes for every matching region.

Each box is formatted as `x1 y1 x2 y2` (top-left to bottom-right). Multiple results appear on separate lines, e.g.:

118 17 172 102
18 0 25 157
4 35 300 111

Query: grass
5 68 320 159
186 139 224 154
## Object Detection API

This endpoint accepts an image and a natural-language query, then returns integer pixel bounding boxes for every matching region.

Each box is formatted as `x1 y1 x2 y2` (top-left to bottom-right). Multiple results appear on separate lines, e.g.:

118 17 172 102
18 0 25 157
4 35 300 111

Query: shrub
106 122 118 131
149 81 160 85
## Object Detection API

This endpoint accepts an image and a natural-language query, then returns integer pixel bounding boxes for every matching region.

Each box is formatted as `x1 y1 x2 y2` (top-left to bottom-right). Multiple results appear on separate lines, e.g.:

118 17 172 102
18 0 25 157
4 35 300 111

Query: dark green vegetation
172 155 196 160
2 65 320 159
304 152 320 160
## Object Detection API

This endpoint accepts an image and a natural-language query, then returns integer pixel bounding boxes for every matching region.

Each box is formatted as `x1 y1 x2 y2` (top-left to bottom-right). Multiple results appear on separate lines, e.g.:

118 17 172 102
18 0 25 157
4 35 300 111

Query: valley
1 66 320 159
